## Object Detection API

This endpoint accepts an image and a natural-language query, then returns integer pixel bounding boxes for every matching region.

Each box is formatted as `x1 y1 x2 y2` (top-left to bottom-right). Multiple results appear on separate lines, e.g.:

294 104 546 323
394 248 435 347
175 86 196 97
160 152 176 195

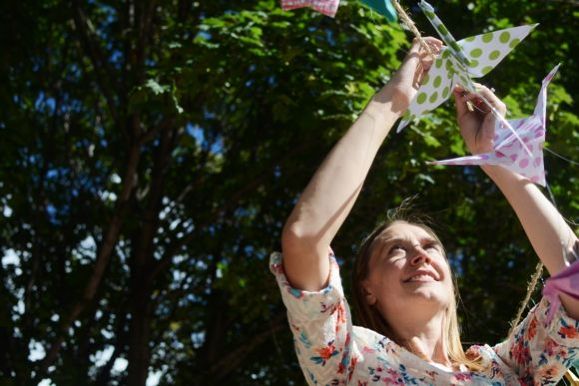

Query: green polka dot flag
396 1 537 133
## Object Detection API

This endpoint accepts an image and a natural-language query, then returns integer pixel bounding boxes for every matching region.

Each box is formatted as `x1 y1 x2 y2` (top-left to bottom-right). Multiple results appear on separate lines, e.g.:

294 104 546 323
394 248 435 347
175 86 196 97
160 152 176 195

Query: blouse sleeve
269 251 357 385
493 297 579 384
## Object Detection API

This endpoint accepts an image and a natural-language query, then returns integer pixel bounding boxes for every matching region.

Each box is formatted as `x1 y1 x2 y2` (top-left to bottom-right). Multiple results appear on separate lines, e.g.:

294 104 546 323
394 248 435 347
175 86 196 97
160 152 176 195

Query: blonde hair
351 210 486 372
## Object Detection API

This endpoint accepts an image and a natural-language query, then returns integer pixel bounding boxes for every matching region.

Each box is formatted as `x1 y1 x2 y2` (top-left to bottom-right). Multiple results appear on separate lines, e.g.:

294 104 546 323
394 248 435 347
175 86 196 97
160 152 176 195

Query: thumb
453 86 470 119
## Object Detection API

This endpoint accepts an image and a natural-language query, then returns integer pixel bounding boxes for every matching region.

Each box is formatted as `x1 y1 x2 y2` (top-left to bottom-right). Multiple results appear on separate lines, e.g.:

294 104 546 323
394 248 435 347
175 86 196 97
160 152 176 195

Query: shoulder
467 344 520 382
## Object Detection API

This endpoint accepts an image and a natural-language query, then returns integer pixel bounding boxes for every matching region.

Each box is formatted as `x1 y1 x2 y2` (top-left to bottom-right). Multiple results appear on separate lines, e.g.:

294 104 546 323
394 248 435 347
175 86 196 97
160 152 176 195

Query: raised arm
281 38 442 291
454 85 579 318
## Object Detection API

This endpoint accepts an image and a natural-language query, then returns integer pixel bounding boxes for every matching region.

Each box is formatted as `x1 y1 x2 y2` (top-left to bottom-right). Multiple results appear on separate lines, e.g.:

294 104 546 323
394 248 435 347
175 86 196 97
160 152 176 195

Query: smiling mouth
405 275 436 282
404 272 439 282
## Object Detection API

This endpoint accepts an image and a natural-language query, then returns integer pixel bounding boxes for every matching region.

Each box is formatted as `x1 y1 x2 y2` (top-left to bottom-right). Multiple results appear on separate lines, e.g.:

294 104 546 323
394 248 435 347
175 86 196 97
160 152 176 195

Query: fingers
414 37 442 70
479 112 496 146
406 37 443 65
461 84 507 116
408 37 443 85
411 36 443 55
477 84 506 117
453 85 470 119
390 37 444 104
396 37 442 91
423 37 443 54
453 83 507 121
453 83 500 154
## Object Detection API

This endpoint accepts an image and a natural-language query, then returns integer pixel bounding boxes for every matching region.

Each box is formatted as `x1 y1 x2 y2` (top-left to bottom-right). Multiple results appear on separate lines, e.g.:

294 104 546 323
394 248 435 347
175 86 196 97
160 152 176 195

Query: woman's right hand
384 37 442 112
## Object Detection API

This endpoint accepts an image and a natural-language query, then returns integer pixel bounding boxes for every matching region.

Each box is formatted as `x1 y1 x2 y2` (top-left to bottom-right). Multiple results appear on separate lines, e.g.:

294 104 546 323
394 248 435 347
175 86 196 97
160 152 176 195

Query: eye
388 244 406 255
423 242 439 252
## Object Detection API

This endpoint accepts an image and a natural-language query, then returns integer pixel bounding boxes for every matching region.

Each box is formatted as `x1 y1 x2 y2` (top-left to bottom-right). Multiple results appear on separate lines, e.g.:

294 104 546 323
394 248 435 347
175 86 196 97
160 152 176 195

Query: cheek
433 252 451 275
432 254 454 294
371 254 403 274
367 261 403 292
442 269 454 292
441 266 455 299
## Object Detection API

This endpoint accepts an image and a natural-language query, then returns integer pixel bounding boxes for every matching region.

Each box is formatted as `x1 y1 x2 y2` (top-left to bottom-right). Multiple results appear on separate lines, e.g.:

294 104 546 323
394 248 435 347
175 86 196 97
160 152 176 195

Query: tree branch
206 314 286 382
39 144 140 372
138 117 175 145
95 310 128 386
546 0 579 5
150 143 310 280
134 122 175 274
72 0 119 122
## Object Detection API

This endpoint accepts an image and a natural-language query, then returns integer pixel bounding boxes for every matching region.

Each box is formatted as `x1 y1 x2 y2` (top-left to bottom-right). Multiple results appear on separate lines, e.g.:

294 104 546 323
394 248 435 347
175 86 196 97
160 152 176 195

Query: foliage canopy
0 0 577 385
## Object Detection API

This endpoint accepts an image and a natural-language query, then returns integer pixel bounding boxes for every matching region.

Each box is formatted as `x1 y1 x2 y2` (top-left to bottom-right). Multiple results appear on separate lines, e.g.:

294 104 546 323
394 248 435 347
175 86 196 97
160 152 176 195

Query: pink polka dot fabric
281 0 340 17
430 64 560 187
543 257 579 324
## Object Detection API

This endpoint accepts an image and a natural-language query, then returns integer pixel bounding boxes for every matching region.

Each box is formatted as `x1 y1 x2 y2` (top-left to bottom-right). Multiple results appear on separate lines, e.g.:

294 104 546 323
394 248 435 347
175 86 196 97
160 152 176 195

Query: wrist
371 83 411 117
357 89 405 137
481 164 499 176
482 164 526 186
481 164 507 178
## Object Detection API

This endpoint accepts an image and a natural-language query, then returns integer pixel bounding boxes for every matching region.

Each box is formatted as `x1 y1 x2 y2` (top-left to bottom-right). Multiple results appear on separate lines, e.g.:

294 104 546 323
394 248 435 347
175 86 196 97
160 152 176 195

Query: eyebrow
380 236 440 256
372 234 442 262
378 235 440 246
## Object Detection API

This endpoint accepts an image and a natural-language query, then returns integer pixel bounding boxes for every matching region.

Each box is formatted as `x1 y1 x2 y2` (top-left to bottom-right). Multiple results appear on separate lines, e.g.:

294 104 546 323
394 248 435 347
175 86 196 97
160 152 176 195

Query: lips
403 270 439 282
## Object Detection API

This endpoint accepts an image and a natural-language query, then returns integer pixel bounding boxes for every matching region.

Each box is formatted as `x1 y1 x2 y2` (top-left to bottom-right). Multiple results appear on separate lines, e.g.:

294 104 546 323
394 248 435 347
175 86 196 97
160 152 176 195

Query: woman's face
362 221 453 321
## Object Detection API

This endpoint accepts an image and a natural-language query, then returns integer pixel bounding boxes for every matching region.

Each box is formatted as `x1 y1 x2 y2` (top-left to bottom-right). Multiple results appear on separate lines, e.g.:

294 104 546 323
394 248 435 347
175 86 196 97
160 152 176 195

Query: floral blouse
270 252 579 385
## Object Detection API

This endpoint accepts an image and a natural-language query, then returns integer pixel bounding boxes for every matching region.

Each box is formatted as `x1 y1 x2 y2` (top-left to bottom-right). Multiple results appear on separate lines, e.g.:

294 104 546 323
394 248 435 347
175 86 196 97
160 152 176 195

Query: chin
408 288 450 305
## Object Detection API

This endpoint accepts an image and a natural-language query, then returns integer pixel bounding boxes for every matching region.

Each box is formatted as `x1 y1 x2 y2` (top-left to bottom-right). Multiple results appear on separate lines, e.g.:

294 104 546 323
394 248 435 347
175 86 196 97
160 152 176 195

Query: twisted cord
391 0 434 56
507 262 544 338
544 147 579 166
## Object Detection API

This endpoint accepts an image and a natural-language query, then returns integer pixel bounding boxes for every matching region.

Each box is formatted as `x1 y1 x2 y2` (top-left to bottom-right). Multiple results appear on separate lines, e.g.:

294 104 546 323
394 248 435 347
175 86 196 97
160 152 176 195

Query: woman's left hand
454 84 506 155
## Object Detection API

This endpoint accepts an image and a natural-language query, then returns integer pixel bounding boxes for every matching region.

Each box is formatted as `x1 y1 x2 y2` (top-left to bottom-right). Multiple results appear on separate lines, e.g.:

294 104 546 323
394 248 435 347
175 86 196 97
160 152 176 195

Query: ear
361 280 377 306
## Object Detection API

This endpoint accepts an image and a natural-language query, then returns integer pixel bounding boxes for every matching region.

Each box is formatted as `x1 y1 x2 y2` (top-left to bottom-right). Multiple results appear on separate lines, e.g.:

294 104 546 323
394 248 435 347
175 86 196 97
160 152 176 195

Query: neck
390 311 451 367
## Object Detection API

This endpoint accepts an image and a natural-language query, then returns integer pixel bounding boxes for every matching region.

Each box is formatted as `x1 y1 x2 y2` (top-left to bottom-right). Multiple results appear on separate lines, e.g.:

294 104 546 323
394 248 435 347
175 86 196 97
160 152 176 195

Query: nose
410 245 431 266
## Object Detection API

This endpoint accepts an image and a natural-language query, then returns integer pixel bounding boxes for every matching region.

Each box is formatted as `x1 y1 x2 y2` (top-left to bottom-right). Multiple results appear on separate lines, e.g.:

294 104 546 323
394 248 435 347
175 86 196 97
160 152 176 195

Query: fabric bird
281 0 340 17
397 0 537 133
543 244 579 324
430 64 561 187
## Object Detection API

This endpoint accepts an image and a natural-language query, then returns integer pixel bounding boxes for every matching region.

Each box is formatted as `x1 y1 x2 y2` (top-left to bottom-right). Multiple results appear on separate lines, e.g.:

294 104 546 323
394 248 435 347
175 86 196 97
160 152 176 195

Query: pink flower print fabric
430 64 561 187
280 0 340 17
493 294 579 385
270 251 579 385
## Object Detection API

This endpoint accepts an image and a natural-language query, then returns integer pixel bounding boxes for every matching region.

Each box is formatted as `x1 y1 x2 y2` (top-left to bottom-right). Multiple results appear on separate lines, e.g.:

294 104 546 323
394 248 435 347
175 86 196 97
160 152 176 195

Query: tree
0 0 577 385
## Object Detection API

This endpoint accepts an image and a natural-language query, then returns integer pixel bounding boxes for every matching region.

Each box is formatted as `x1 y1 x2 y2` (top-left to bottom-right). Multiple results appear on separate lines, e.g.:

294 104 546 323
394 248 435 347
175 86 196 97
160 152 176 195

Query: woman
271 37 579 385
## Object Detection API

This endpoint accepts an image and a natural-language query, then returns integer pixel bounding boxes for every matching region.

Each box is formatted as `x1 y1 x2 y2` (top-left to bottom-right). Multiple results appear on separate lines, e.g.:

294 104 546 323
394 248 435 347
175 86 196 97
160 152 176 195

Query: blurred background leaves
0 0 577 385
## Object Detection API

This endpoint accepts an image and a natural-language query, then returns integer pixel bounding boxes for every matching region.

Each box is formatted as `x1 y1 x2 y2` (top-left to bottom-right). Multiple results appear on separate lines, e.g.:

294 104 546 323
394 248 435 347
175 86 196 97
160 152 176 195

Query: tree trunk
127 279 152 386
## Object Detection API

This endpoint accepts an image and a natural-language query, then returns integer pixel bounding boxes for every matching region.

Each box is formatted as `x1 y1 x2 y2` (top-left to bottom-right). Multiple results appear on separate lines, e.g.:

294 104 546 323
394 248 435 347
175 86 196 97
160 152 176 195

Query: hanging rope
507 262 544 337
544 147 579 167
391 0 434 56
